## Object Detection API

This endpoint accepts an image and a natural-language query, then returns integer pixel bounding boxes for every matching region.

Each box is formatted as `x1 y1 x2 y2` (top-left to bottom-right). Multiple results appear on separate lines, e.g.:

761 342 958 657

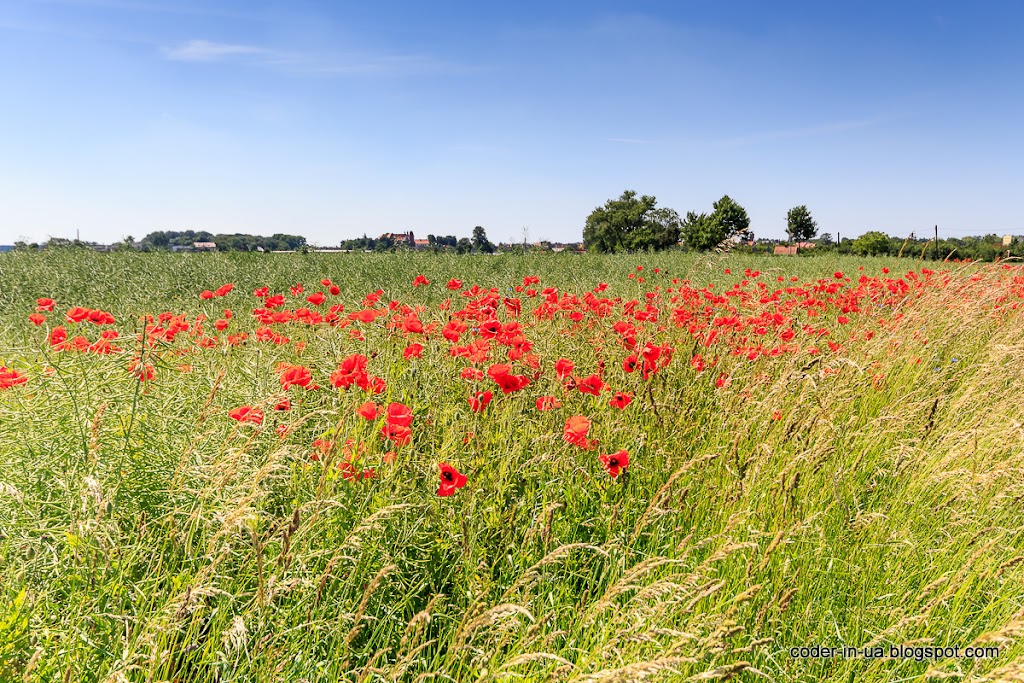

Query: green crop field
0 250 1022 682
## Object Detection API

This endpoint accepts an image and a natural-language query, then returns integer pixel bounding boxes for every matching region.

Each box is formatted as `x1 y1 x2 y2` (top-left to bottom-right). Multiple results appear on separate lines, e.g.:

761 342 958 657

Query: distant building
378 231 414 247
193 242 217 251
1003 235 1014 247
413 239 430 250
773 246 799 256
0 245 13 253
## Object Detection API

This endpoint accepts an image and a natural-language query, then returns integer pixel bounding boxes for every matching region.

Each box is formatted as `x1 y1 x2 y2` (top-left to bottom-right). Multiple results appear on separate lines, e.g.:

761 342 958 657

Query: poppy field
1 250 1023 682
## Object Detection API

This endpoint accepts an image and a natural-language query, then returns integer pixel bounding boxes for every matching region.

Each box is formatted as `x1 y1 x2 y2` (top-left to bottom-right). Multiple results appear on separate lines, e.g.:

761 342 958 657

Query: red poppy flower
306 292 327 306
385 402 413 427
214 319 229 331
413 275 430 287
460 367 484 381
228 405 264 425
563 415 594 449
437 462 468 496
381 423 411 445
36 298 55 311
365 375 387 395
577 373 607 396
49 326 67 348
403 343 424 360
356 401 378 420
715 373 730 389
330 353 369 390
28 313 46 326
214 283 234 297
279 364 313 390
199 290 215 300
609 391 633 409
274 399 291 411
690 354 705 372
446 278 463 290
339 462 376 481
310 439 333 460
493 371 529 394
0 367 27 390
468 390 493 413
290 283 304 296
536 396 561 411
622 355 638 373
65 307 91 323
487 363 529 394
329 284 341 295
599 449 629 478
554 358 574 379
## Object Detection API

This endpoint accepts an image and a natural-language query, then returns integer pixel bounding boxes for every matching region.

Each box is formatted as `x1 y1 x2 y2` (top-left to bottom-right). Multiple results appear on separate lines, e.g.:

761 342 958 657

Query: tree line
583 190 1021 261
583 190 820 252
9 201 1020 261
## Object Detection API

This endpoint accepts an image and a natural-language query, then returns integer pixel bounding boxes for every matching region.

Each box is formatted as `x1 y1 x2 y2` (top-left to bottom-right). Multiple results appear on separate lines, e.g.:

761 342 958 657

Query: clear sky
2 0 1022 246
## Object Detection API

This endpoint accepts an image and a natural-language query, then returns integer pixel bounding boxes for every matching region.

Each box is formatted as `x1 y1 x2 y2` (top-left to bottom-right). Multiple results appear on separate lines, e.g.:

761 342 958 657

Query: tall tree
680 211 723 251
712 195 751 242
786 205 818 242
582 190 679 253
680 195 752 250
471 226 495 253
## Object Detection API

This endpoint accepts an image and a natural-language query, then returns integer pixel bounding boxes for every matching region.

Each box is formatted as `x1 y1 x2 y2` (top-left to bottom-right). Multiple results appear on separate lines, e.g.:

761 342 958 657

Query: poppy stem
646 381 663 428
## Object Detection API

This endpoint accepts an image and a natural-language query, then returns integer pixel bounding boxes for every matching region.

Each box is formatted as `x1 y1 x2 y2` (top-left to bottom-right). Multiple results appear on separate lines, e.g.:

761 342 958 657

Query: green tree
632 207 682 251
680 211 723 251
582 190 680 253
852 231 892 256
712 195 751 241
455 237 473 254
471 226 495 253
680 195 752 251
786 205 818 242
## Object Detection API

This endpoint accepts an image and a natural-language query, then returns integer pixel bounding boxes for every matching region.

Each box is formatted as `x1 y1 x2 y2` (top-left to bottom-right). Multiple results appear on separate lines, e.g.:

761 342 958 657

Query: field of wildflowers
1 250 1022 682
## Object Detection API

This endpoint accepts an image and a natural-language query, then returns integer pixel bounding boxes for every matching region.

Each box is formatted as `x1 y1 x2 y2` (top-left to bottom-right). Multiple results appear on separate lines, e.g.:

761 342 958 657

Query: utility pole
934 225 939 261
837 232 840 253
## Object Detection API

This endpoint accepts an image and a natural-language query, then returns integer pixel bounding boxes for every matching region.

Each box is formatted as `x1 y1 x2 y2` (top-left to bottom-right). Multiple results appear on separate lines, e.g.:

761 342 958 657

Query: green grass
0 250 1022 682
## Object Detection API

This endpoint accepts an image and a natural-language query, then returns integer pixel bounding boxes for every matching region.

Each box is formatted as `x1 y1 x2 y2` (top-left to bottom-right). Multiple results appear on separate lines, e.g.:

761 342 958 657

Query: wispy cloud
720 119 881 147
606 137 654 145
161 39 474 76
163 39 270 63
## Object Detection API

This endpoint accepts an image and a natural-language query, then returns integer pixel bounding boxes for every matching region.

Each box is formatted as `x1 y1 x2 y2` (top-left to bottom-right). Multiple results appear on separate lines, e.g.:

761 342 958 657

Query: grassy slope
0 251 1022 682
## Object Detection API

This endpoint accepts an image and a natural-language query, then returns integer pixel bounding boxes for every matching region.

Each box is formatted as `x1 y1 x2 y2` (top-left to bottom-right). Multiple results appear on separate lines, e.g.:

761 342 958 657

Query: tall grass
0 251 1022 682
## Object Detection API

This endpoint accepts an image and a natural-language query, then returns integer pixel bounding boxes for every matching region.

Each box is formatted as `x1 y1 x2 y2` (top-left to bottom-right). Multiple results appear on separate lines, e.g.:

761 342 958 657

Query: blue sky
2 0 1022 245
